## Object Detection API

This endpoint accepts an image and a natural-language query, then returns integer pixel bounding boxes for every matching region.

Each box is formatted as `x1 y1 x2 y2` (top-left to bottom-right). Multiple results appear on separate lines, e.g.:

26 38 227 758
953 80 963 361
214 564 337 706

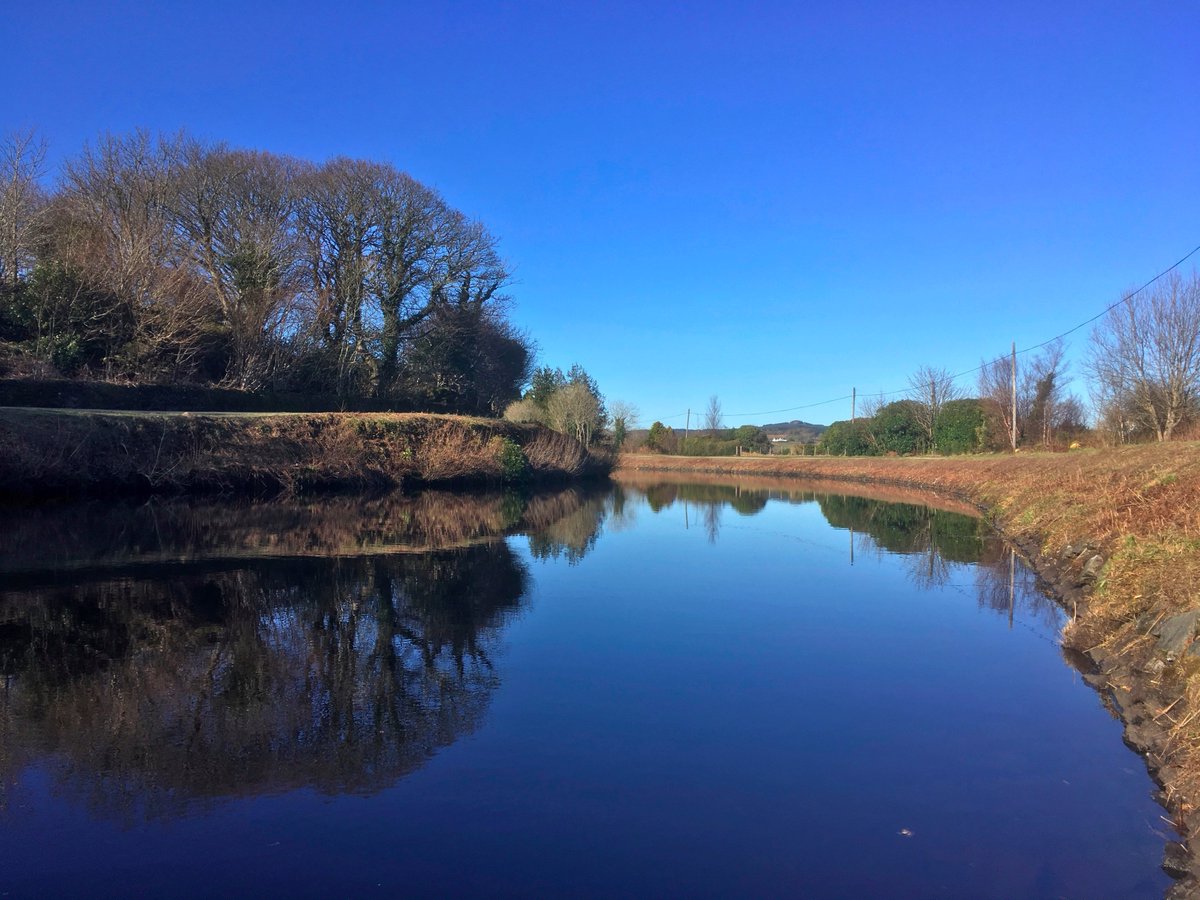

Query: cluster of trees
820 345 1088 456
0 129 532 414
638 421 771 456
637 394 771 456
503 364 616 446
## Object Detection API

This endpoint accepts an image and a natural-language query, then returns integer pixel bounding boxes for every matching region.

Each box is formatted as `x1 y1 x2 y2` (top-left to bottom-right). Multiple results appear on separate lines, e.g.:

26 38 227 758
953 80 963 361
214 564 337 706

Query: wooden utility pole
851 387 856 421
684 409 690 444
1010 341 1017 452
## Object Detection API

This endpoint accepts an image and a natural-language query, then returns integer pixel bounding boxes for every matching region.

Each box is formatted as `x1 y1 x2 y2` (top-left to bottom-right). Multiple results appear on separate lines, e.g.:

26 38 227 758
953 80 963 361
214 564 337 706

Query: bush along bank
0 409 613 498
618 447 1200 895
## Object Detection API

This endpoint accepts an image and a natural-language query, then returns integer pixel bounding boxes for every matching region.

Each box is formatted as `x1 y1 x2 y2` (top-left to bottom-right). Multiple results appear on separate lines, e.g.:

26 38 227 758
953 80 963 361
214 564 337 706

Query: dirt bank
619 448 1200 896
0 408 610 498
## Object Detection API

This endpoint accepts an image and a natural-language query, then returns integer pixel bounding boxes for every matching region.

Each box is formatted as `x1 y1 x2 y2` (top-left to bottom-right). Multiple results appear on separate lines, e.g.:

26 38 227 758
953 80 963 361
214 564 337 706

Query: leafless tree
978 354 1017 450
168 140 305 388
608 399 639 431
53 130 210 376
1087 271 1200 441
608 399 639 450
1020 339 1069 448
371 171 446 395
0 128 47 292
979 339 1074 448
704 394 723 431
547 381 602 445
296 157 386 396
906 365 961 451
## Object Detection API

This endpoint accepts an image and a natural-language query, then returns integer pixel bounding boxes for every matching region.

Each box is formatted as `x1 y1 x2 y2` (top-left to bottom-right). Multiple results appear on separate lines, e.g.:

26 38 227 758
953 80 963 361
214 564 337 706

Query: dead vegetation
0 409 612 497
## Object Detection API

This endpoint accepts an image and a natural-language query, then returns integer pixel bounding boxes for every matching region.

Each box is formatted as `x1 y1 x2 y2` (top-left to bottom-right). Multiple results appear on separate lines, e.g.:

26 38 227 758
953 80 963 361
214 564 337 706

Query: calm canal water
0 478 1172 897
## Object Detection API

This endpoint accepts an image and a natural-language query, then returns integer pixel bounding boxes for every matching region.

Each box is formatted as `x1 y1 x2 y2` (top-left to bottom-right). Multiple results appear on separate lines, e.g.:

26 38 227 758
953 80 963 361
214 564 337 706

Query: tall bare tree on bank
1087 271 1200 442
980 339 1080 448
906 365 961 452
978 354 1017 450
53 130 210 376
704 394 723 432
168 140 305 389
0 129 47 292
1021 338 1067 448
297 157 386 397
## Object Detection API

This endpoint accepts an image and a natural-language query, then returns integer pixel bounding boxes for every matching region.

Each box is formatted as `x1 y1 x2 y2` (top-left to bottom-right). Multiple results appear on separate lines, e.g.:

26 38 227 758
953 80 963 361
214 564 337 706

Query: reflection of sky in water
0 484 1171 898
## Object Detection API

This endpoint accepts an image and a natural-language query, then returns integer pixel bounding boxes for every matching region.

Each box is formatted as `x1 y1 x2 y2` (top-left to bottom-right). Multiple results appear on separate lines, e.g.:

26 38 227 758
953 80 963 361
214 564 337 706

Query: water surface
0 480 1171 897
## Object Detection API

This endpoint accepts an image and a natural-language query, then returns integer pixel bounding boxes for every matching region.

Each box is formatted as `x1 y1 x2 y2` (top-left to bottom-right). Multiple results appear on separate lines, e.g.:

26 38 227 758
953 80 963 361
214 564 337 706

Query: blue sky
6 1 1198 425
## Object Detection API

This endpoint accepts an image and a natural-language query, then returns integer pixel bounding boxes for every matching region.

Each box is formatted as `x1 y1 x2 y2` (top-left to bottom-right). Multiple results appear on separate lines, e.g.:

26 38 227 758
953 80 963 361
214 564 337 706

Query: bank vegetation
0 408 611 498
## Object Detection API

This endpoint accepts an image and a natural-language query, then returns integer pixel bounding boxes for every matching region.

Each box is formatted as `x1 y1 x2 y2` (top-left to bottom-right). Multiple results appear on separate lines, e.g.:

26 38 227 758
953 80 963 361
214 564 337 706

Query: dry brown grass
0 409 612 496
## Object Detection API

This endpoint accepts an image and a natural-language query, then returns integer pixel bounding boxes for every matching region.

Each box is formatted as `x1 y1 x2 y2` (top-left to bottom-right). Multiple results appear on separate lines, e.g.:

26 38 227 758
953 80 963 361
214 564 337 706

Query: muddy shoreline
615 456 1199 896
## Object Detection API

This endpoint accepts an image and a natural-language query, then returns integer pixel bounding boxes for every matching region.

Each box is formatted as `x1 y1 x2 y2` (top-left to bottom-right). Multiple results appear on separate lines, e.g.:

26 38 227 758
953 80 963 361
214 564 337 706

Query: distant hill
760 420 828 444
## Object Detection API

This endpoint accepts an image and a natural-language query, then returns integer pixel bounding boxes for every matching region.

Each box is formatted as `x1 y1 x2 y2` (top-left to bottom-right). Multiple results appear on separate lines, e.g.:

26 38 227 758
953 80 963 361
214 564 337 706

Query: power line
720 395 853 419
659 241 1200 423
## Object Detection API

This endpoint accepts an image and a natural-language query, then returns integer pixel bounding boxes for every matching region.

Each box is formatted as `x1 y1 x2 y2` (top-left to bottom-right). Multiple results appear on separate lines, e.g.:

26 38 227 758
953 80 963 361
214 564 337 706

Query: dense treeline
0 129 531 414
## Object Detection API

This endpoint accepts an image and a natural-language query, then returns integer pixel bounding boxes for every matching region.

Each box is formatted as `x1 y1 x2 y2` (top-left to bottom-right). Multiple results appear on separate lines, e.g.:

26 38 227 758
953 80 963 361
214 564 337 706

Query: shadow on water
0 487 611 823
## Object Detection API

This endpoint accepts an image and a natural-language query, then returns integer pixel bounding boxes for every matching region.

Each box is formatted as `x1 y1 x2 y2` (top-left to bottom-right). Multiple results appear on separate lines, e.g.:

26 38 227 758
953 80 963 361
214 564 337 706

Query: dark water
0 480 1172 898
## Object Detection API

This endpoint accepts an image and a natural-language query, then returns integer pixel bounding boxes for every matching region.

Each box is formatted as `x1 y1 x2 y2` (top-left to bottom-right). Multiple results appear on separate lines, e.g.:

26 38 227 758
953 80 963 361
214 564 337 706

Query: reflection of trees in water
524 489 610 564
627 481 1057 622
972 547 1064 631
818 495 988 590
637 483 775 543
0 485 617 822
0 540 536 823
0 486 609 578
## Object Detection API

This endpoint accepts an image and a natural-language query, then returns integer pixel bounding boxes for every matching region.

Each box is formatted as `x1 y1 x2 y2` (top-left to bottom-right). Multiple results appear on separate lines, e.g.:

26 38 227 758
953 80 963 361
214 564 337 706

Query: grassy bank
620 446 1200 885
0 408 611 497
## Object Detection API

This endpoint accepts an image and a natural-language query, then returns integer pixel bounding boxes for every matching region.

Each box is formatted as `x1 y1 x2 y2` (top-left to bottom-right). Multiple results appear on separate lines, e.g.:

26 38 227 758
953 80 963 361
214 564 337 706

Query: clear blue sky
6 1 1198 425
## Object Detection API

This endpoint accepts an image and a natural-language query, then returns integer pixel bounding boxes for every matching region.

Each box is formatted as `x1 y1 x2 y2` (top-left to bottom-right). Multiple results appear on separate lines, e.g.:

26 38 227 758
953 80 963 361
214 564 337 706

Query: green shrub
497 437 529 481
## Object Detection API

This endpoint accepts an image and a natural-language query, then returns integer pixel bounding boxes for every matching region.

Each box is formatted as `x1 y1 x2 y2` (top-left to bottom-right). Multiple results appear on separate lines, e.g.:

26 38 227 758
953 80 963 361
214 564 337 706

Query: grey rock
1156 609 1200 659
1082 554 1105 579
1145 658 1167 676
1163 841 1191 879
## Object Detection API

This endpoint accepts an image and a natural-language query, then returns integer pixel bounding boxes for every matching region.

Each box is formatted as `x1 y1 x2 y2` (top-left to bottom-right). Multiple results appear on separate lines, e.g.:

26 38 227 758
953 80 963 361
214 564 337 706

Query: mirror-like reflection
0 487 612 822
614 472 1065 630
0 478 1169 897
0 487 611 580
1 549 526 820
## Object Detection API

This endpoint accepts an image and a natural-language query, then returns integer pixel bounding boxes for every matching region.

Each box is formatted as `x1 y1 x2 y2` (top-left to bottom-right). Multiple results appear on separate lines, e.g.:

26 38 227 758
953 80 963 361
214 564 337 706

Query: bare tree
704 394 723 432
53 130 209 376
608 399 639 450
168 140 305 388
1087 271 1200 441
0 128 47 292
978 354 1017 451
1021 339 1067 448
296 157 386 396
547 381 601 445
906 365 961 452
